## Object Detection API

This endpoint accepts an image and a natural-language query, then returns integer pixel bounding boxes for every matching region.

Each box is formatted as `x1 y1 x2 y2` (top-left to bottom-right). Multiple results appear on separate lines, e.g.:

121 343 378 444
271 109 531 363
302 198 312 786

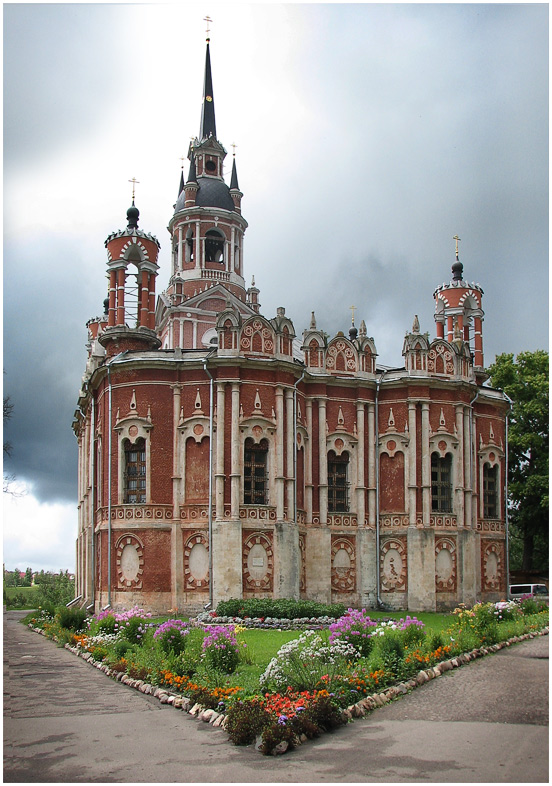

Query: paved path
3 611 549 782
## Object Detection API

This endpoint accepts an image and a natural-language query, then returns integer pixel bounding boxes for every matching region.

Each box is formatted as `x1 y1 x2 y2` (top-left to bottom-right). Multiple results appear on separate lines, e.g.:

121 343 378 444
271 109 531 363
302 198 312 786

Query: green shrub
215 597 345 620
202 626 240 674
374 631 405 678
57 607 87 632
300 692 346 733
95 615 117 635
402 621 426 649
113 639 134 660
117 616 151 645
226 699 271 745
260 718 296 755
153 619 189 656
426 630 446 652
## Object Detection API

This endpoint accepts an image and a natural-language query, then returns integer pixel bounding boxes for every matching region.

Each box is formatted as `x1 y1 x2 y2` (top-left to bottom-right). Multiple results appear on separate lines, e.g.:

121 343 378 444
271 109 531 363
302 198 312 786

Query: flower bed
196 611 338 629
24 599 548 755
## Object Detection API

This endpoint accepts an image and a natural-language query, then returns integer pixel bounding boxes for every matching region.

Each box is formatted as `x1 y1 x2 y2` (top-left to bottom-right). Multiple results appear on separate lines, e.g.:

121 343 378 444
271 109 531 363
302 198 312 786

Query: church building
74 40 509 614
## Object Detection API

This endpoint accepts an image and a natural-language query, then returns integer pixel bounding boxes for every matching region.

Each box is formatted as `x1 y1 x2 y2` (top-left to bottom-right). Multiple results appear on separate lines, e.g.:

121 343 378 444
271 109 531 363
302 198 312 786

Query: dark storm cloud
3 232 101 502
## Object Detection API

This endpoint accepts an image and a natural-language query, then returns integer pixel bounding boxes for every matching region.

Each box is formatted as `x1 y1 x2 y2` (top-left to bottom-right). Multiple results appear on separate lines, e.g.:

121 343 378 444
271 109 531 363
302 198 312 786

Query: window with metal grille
483 462 498 518
244 438 268 505
124 438 146 504
431 452 452 513
328 450 349 512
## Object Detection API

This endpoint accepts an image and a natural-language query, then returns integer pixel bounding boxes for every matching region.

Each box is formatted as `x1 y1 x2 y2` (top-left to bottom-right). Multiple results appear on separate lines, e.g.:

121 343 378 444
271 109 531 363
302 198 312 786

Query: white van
509 583 549 601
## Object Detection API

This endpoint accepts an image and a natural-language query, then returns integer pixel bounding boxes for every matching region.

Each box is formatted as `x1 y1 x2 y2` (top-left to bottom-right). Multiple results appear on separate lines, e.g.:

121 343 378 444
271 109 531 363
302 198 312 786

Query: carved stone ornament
115 533 144 589
380 537 407 592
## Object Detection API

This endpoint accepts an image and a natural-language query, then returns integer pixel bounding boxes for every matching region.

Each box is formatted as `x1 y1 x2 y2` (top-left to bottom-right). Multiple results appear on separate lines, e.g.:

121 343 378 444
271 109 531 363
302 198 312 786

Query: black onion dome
174 176 235 213
127 202 139 229
452 260 463 281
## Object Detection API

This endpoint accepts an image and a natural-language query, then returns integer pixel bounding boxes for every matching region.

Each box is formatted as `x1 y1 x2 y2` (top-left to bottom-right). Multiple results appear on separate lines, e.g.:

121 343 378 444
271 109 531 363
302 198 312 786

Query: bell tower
99 196 161 357
158 33 253 350
433 236 486 381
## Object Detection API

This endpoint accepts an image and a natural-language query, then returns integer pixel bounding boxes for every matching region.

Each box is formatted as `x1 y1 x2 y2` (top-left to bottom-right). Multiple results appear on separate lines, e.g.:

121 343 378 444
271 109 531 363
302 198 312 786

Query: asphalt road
3 610 549 783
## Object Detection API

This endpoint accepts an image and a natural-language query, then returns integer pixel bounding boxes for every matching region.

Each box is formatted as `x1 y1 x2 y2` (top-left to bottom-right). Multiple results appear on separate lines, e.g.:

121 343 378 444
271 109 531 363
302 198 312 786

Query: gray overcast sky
3 3 548 571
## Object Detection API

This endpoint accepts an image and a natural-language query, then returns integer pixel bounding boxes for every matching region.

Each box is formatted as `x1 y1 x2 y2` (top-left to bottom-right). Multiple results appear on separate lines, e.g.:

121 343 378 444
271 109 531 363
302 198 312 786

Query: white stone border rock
28 623 549 754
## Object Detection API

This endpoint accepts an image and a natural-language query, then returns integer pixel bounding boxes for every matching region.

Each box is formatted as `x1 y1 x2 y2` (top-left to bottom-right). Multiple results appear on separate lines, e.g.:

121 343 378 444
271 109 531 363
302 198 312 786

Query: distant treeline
4 570 75 609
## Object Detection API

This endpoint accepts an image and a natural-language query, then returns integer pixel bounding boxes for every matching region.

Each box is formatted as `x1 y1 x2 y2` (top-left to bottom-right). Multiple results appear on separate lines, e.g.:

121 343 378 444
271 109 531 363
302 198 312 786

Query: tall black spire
199 41 216 140
230 157 240 190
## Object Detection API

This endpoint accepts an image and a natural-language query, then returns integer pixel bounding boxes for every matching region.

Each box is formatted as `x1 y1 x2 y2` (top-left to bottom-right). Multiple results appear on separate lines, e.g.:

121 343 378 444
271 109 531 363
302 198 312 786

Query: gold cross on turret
350 305 356 326
129 177 139 202
179 155 186 169
231 142 238 157
204 15 212 39
453 235 461 260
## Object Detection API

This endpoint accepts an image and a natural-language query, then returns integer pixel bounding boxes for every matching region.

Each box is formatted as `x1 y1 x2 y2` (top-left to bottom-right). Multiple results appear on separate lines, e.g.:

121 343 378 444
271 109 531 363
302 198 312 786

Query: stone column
275 386 285 520
177 227 182 271
215 382 226 520
148 274 156 330
305 398 313 522
140 270 149 327
285 388 295 520
367 402 376 527
230 382 240 519
108 270 116 326
408 400 417 526
455 403 465 525
356 401 365 526
421 401 430 526
463 406 472 528
171 385 182 517
171 384 183 609
318 399 328 525
195 221 201 270
116 268 125 325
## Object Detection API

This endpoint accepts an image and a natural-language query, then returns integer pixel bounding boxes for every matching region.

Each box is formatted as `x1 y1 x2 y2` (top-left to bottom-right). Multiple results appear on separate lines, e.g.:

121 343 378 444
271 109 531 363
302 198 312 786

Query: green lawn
4 586 41 609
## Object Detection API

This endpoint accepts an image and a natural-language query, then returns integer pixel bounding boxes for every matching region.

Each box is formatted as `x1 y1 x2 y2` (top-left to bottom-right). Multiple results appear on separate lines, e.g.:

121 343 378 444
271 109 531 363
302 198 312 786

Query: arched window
124 438 146 503
185 228 194 263
244 438 268 505
328 450 349 512
124 261 140 327
205 229 224 263
483 463 498 518
431 452 452 513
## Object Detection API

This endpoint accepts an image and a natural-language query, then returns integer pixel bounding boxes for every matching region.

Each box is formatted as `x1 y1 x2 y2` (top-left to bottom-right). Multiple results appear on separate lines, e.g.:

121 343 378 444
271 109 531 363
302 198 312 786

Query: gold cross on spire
129 177 139 202
231 142 237 157
453 235 461 260
179 155 186 169
350 305 356 326
204 15 212 39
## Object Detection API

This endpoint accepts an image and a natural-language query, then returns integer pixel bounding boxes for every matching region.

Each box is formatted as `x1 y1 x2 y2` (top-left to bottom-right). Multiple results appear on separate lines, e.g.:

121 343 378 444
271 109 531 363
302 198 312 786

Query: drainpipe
503 393 513 598
293 366 306 526
90 394 96 612
105 351 128 610
202 352 215 610
106 363 113 609
375 370 387 608
469 388 480 528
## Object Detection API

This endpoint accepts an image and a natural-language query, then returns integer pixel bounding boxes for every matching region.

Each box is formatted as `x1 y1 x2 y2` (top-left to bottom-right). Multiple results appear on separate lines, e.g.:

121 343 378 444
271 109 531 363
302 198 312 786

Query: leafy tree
35 570 75 607
3 391 24 496
23 567 33 587
488 350 549 572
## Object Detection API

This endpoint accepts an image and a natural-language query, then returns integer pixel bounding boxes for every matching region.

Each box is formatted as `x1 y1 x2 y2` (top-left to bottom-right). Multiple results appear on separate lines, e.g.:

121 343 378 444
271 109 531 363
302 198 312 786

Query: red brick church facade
74 41 509 614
